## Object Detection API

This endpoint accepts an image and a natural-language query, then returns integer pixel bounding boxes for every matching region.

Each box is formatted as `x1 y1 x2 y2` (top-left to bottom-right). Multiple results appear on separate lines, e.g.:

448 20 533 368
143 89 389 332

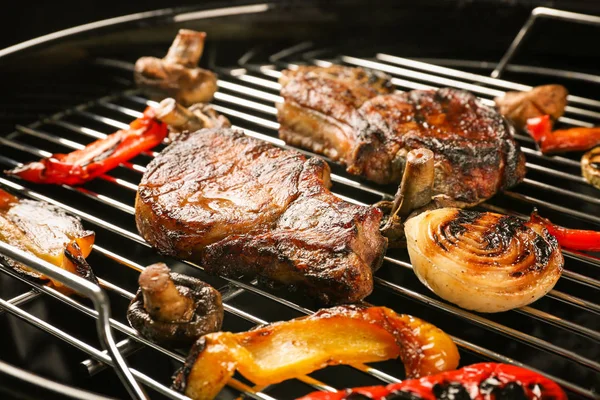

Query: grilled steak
135 127 387 304
277 65 394 160
277 66 526 206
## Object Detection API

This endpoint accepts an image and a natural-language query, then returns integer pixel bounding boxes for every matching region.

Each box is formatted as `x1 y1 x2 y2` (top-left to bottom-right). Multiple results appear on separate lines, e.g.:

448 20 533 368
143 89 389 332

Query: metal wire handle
492 7 600 78
0 240 148 400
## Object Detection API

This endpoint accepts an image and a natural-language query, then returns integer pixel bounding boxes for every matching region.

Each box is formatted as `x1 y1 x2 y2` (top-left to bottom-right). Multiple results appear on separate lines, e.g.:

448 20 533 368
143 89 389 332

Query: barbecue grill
0 2 599 399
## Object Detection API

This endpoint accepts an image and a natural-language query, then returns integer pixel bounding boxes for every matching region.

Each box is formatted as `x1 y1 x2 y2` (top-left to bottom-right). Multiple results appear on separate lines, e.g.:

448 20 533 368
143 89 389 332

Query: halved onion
582 146 600 190
405 208 563 313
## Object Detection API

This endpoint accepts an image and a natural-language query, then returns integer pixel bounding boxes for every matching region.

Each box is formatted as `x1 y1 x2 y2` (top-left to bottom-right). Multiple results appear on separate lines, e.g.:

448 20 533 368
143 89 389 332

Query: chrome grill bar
491 7 600 79
0 241 147 400
0 289 40 315
375 53 600 110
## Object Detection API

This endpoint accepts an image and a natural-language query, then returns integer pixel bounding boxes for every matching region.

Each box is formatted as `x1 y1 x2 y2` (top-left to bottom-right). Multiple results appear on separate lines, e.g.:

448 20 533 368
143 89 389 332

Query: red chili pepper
529 209 600 252
7 107 168 186
526 115 600 154
297 363 566 400
526 115 553 142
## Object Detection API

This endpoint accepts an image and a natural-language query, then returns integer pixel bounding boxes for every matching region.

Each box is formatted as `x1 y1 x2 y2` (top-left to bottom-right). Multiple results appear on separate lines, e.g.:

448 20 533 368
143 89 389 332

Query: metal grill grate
1 20 599 400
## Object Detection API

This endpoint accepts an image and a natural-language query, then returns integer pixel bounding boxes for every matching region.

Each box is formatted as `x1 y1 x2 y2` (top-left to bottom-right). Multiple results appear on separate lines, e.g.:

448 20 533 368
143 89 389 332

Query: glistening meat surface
278 66 526 206
135 127 387 304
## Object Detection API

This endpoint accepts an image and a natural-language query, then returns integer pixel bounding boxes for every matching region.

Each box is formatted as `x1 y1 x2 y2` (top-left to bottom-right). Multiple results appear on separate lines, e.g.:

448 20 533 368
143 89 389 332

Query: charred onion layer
405 208 563 313
172 305 459 400
298 363 567 400
0 189 97 294
127 263 223 347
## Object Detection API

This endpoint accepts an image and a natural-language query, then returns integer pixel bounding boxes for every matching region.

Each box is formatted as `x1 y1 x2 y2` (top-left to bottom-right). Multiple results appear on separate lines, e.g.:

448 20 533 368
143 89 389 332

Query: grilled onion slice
582 146 600 190
405 208 563 313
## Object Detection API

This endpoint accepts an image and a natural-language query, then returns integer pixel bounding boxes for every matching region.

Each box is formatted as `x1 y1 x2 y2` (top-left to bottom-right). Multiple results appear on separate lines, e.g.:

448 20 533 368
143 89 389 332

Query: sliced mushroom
376 148 435 247
134 30 218 106
152 98 230 141
127 263 223 347
582 147 600 190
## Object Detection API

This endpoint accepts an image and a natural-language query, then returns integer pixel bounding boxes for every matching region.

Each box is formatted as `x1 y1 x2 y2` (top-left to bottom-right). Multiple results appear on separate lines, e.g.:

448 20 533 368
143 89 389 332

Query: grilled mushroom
134 30 218 106
152 98 230 141
582 147 600 190
495 84 568 130
127 263 223 347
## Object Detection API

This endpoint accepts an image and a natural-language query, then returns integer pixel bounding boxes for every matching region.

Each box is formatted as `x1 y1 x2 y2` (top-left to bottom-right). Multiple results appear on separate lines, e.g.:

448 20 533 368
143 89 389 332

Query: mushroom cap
127 272 223 347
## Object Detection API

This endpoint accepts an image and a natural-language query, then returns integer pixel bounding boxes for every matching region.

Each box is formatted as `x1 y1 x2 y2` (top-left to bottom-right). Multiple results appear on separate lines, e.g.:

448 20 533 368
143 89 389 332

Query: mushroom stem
164 30 206 68
139 263 195 323
153 98 206 132
153 98 231 140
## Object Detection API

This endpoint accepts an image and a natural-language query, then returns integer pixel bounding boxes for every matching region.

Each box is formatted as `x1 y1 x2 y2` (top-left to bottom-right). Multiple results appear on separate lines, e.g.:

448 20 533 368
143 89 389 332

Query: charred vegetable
298 362 567 400
172 305 459 400
582 147 600 190
495 84 567 130
135 30 218 106
7 107 167 185
0 189 97 293
127 263 223 347
405 208 563 312
152 98 230 141
526 115 600 154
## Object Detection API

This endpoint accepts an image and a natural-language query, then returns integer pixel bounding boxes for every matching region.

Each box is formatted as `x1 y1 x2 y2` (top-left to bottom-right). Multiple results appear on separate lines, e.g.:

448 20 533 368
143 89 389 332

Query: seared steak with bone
135 127 387 304
277 66 526 206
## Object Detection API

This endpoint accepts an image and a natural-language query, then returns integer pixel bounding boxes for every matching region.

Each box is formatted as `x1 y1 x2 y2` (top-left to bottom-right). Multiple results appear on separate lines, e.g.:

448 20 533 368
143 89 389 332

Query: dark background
3 0 600 51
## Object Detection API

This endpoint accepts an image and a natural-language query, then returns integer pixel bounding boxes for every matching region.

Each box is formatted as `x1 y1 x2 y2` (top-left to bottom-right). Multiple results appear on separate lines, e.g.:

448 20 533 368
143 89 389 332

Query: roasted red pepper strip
526 115 553 142
530 209 600 252
526 115 600 154
298 363 567 400
7 107 168 185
